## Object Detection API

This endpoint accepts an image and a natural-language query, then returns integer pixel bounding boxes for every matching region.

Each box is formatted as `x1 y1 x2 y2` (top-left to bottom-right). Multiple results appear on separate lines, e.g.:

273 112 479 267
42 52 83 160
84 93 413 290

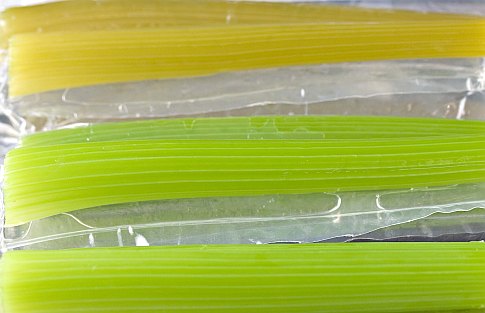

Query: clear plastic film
4 184 485 250
8 58 485 127
1 0 485 251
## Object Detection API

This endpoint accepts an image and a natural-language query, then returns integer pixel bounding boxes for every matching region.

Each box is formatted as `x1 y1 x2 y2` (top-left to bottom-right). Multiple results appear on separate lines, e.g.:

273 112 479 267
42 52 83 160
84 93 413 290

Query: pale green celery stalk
1 243 485 313
21 116 485 147
5 135 485 226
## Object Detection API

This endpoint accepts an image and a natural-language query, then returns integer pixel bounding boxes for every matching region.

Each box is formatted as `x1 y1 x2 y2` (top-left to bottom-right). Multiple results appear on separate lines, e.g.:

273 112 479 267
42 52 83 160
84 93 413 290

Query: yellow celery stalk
1 0 477 45
9 19 485 97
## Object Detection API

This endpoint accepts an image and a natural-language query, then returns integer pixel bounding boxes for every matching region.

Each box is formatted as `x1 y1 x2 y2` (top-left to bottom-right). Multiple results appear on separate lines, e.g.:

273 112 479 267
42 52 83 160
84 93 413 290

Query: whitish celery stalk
1 243 485 313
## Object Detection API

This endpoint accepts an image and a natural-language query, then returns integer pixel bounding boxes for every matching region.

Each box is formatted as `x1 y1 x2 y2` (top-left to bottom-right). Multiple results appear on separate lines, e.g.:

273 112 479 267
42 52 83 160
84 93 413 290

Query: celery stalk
5 116 485 226
5 133 485 226
21 116 485 147
1 243 485 313
3 0 474 45
9 19 485 96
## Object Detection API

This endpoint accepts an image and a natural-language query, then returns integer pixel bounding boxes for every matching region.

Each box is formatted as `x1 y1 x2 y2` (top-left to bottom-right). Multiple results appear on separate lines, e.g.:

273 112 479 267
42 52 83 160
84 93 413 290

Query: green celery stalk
5 116 485 226
5 137 485 226
1 243 485 313
21 116 485 147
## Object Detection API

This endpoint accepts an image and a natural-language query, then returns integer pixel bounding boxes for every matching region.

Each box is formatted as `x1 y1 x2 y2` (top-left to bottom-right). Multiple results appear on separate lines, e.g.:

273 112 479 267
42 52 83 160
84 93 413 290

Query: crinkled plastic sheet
4 182 485 250
8 58 485 129
342 207 485 242
1 0 485 250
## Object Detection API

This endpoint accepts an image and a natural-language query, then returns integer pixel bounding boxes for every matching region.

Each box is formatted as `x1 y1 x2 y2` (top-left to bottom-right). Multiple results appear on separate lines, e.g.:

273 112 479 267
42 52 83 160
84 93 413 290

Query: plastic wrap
4 183 484 250
1 0 485 251
8 58 485 128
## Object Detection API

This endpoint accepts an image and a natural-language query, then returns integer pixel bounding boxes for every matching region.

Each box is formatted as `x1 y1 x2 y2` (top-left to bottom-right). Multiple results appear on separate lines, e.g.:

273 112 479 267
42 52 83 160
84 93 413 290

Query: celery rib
20 116 485 148
5 116 485 226
1 0 476 46
2 243 485 313
4 116 485 226
9 20 485 96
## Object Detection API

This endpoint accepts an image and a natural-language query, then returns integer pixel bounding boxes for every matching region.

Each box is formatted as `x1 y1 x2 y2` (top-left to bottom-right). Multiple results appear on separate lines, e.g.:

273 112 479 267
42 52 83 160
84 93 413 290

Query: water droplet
135 234 150 246
457 96 468 120
406 103 413 112
300 88 306 98
183 119 196 130
118 104 128 114
466 77 473 91
117 228 124 247
332 213 341 224
88 233 95 247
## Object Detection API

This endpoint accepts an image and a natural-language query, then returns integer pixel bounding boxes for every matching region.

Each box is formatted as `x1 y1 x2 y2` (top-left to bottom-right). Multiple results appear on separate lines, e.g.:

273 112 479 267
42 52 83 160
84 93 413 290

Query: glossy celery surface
5 116 485 226
2 243 485 313
9 19 485 96
21 115 485 147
